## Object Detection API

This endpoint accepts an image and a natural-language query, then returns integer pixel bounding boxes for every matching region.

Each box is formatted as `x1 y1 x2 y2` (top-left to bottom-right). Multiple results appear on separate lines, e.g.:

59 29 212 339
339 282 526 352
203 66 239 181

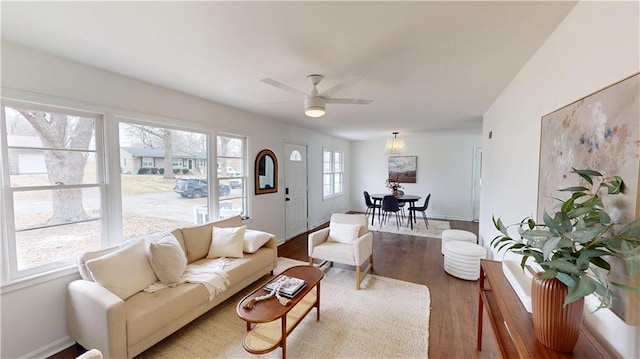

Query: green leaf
589 257 611 271
541 260 581 275
558 186 589 192
599 211 611 224
572 168 602 183
555 272 575 287
539 268 557 279
618 219 640 238
520 230 555 240
611 281 640 292
565 275 596 306
604 176 624 194
542 237 561 261
567 225 610 244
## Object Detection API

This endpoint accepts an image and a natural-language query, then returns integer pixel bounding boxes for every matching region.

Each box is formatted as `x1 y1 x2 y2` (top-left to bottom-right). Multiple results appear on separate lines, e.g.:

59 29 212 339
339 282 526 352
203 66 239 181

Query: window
217 134 246 219
290 150 302 162
1 101 104 280
141 157 154 168
323 149 343 198
196 159 206 168
119 122 209 240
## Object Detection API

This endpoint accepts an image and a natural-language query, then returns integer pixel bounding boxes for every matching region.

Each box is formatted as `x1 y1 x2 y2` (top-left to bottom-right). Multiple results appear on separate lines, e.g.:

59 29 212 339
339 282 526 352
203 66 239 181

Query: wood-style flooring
51 215 499 359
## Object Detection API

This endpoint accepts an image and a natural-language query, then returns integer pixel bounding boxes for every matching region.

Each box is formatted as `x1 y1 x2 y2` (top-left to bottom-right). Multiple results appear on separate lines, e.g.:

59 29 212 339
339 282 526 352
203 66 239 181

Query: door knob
285 198 291 201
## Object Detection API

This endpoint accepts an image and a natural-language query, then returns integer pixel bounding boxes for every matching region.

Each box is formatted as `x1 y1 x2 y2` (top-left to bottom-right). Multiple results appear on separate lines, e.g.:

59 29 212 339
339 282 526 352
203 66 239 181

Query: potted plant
385 177 403 198
492 168 640 352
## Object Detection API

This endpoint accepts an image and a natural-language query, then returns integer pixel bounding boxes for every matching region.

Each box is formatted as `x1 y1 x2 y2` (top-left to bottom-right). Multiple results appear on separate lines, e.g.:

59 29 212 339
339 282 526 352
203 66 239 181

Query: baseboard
23 336 75 359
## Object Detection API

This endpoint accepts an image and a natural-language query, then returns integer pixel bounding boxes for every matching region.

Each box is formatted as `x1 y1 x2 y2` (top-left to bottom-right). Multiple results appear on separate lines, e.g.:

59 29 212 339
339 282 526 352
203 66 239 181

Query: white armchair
308 213 373 289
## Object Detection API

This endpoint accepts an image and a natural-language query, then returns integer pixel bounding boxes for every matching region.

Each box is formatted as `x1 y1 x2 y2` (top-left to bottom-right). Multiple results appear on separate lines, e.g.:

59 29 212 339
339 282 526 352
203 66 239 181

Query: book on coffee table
263 275 307 298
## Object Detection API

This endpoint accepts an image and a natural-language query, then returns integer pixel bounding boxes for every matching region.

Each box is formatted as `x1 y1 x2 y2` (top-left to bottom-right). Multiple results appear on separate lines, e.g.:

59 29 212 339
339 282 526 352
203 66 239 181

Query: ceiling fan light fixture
304 96 326 118
384 132 407 155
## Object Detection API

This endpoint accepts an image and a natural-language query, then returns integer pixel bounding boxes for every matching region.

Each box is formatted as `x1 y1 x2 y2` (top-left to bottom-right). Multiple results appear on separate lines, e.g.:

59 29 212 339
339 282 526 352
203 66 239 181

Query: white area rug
369 216 450 238
139 257 430 358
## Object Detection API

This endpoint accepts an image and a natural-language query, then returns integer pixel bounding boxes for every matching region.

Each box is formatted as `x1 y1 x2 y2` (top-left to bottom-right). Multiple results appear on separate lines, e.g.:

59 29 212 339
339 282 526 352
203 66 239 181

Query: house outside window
1 100 104 281
217 134 246 218
119 122 210 239
323 149 343 198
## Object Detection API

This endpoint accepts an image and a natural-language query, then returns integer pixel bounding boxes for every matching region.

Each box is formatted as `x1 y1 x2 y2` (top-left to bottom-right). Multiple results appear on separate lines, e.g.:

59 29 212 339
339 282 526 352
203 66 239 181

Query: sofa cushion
86 240 158 300
180 216 244 263
77 247 119 281
148 233 187 284
328 222 361 243
125 247 275 347
208 226 246 258
243 229 273 253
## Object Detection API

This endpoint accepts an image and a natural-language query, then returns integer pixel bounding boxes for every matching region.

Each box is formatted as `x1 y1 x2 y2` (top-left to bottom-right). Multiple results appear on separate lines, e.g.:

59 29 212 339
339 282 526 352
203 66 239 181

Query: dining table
370 193 422 229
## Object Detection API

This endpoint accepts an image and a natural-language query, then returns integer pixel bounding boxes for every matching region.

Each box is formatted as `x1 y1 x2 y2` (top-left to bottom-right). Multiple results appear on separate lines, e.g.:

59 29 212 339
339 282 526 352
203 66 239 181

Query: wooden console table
477 260 614 358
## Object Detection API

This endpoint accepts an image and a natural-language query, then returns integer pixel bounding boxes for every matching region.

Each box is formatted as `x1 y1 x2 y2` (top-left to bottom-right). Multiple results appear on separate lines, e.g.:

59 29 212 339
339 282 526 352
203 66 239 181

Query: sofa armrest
263 235 278 269
308 227 330 257
353 232 373 265
67 280 127 359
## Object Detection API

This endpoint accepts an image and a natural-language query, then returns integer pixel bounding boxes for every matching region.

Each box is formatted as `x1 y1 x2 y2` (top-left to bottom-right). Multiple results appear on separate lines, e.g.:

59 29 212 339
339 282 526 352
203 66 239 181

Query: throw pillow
243 229 273 253
86 239 158 300
207 225 246 259
148 233 187 284
327 222 361 243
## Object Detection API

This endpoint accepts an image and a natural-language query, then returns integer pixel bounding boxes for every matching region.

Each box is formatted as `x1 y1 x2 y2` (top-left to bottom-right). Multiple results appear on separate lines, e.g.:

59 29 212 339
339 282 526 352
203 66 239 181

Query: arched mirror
255 149 278 194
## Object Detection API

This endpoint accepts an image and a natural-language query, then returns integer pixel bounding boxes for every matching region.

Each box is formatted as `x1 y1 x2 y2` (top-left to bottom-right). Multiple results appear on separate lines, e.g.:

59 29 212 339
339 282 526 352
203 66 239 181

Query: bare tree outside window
3 105 102 275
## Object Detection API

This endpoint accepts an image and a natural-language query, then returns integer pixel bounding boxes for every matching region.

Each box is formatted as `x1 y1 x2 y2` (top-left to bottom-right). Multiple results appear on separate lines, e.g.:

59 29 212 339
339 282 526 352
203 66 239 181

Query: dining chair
363 191 381 221
396 189 406 218
408 194 431 228
381 195 402 230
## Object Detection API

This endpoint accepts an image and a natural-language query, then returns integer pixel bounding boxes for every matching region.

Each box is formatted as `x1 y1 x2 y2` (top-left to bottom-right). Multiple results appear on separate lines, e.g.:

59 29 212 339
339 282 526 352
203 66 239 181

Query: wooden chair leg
309 257 314 266
356 265 361 290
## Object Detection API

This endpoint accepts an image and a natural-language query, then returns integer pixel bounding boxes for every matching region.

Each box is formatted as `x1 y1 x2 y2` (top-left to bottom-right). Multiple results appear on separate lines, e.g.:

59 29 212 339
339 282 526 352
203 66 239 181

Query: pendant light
383 132 406 155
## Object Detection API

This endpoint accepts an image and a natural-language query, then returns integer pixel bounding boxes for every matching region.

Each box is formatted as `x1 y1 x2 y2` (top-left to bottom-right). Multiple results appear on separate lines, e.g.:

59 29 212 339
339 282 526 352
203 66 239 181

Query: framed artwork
388 156 417 183
538 73 639 325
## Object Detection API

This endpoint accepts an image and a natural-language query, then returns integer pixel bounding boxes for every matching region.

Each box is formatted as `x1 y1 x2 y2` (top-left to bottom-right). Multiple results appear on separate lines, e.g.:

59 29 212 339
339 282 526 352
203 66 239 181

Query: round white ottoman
443 241 487 281
441 229 477 254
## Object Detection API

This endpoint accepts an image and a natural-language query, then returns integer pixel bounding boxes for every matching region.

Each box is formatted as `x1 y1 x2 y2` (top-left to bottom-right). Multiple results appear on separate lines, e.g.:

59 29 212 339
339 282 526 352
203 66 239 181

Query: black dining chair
408 194 431 228
396 189 406 218
381 195 402 230
363 191 381 221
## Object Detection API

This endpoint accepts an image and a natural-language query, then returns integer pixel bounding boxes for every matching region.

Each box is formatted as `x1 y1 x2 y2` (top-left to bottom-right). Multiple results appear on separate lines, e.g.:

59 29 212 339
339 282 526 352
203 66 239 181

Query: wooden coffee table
236 265 324 359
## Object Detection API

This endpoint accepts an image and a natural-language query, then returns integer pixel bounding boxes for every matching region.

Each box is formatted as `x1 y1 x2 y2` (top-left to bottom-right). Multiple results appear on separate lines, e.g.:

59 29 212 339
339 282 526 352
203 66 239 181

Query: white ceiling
1 1 576 141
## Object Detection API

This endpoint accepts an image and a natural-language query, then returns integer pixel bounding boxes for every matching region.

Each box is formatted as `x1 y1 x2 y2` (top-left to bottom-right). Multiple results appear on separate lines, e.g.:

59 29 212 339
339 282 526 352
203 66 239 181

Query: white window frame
216 133 247 219
323 148 344 199
1 99 107 282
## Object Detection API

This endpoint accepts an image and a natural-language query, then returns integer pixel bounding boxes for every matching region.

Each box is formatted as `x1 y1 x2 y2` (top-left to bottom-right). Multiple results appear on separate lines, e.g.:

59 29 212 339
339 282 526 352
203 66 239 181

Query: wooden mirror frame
255 149 278 194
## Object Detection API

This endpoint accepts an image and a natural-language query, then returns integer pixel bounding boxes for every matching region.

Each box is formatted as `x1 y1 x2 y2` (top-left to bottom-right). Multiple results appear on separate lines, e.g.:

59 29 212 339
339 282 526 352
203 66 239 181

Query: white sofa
67 215 277 359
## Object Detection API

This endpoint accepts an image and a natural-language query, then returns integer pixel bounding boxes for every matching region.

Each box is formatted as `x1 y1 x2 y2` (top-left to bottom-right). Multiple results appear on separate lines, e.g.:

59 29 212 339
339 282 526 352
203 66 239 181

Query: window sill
1 264 79 294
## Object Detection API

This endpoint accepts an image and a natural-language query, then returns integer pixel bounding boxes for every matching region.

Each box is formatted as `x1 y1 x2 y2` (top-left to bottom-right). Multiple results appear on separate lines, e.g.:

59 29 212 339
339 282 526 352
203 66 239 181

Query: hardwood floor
51 216 499 358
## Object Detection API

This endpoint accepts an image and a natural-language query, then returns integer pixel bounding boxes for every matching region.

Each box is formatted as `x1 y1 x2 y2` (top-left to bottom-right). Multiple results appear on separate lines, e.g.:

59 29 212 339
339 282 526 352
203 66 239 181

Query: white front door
284 143 308 240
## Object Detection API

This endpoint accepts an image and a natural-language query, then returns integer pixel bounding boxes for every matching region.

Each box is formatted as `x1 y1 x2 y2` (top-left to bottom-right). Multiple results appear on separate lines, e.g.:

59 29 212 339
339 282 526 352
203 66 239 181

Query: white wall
0 41 351 358
351 133 482 221
480 1 640 357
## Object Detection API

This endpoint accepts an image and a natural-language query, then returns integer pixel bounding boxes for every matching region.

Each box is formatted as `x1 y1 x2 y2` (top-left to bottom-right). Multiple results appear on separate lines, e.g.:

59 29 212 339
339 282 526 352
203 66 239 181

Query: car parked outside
174 178 231 198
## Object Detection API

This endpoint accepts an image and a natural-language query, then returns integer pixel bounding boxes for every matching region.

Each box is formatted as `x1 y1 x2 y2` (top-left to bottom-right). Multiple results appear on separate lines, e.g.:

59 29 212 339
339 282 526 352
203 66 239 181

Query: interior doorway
284 143 308 240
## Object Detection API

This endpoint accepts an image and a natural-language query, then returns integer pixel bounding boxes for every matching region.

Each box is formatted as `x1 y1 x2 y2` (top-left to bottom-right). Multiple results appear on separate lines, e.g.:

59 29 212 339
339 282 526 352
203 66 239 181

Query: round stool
441 229 477 254
443 241 487 281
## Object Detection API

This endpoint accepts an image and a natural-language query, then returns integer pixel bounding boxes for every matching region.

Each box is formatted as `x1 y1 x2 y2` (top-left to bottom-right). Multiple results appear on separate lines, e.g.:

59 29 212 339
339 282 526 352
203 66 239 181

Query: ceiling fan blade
325 98 373 105
319 76 364 97
260 78 307 97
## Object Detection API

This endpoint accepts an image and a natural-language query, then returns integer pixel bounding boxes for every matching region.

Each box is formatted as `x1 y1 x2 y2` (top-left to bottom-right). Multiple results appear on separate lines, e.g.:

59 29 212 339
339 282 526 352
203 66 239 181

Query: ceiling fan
260 74 373 118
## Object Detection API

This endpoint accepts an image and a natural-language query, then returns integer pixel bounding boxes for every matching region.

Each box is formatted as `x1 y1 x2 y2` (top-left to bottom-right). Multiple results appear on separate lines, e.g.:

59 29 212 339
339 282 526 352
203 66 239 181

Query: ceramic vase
531 273 584 353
